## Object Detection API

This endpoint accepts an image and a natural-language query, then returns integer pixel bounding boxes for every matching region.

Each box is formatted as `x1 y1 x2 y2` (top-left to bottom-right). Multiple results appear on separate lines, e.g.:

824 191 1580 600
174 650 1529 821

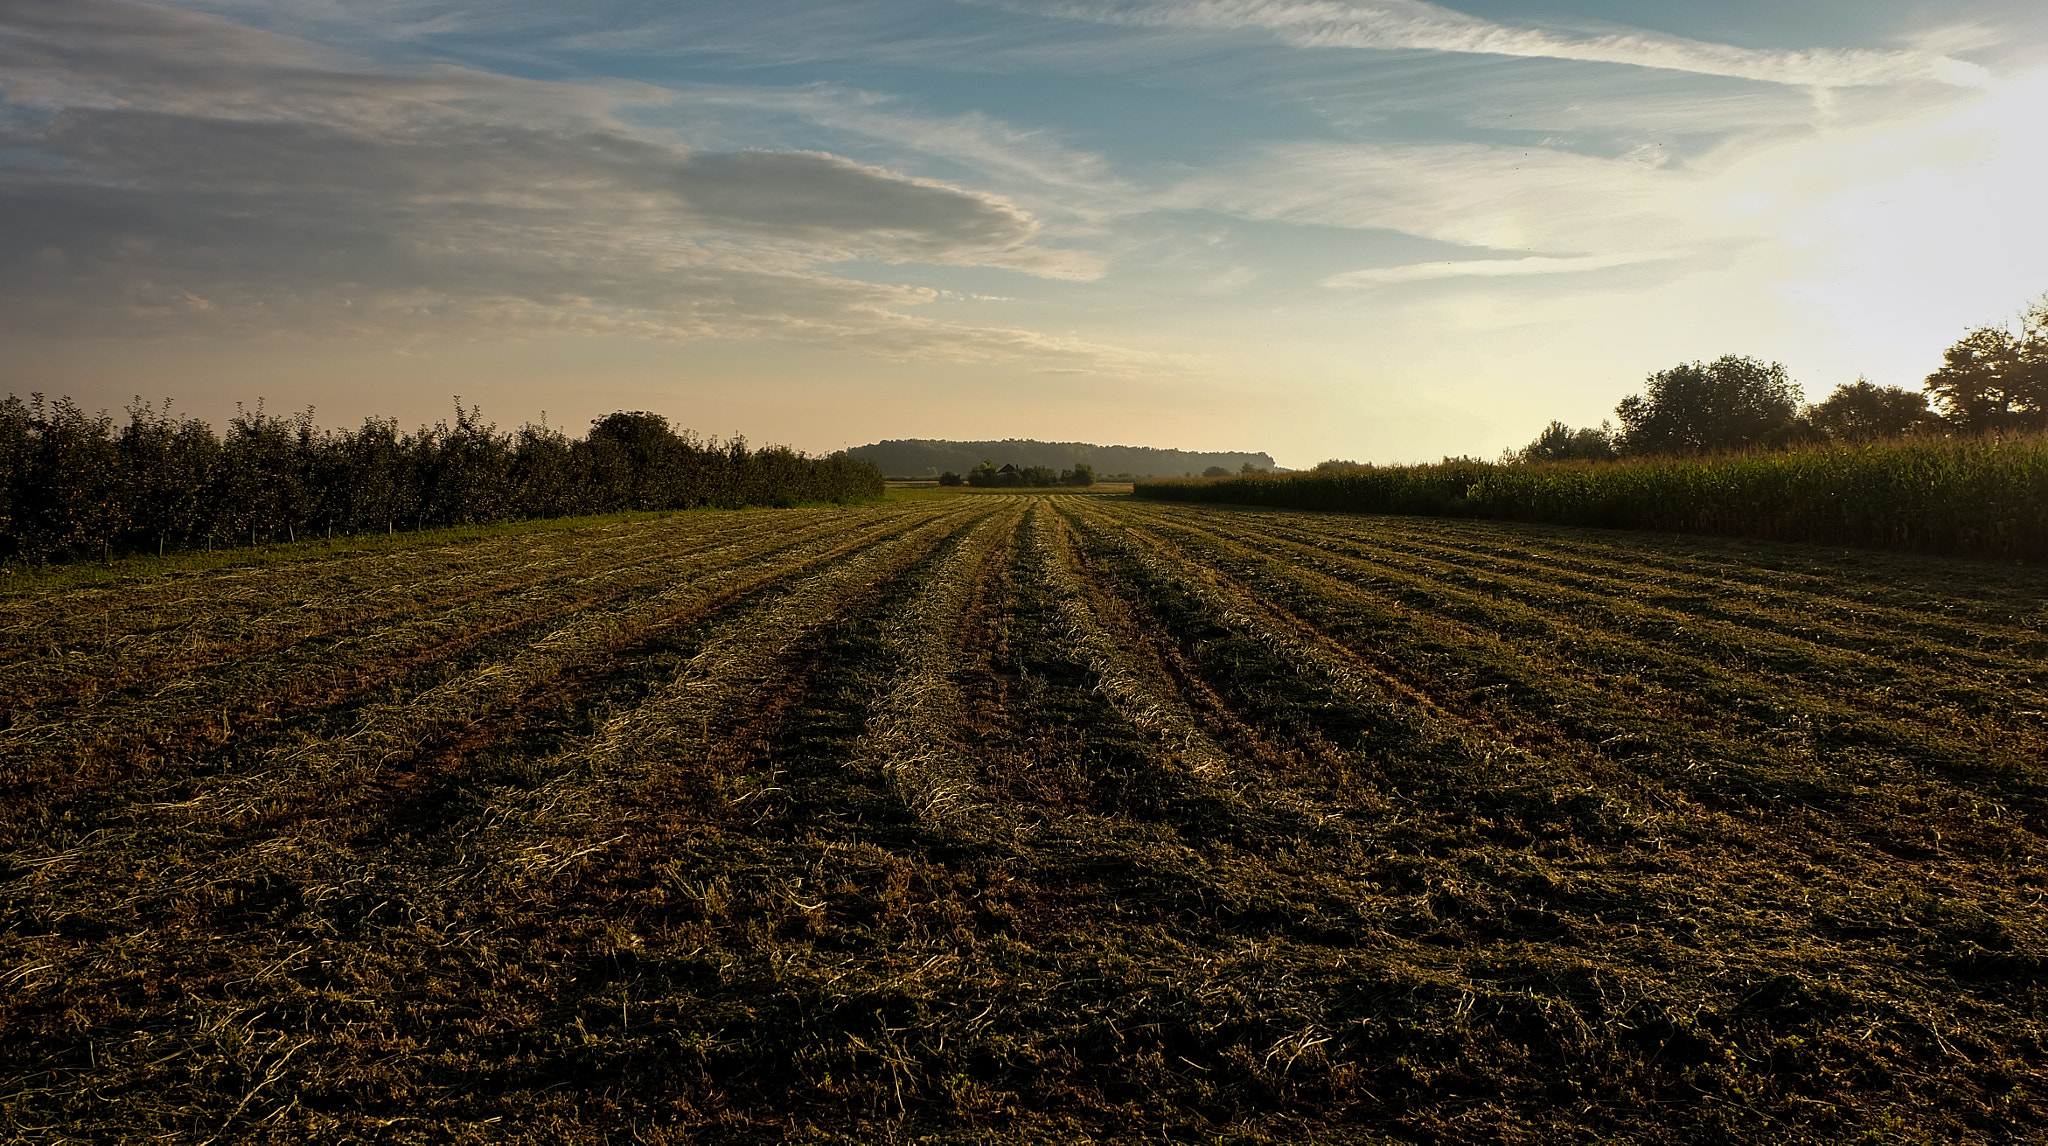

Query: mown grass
1137 432 2048 560
0 494 2041 1143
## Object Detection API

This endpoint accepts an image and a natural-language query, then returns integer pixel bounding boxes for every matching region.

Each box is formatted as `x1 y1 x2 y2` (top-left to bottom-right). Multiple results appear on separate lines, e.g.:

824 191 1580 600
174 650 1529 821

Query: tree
1201 465 1231 477
1061 463 1094 487
937 470 962 487
120 399 219 551
1923 302 2048 433
1516 420 1617 463
1807 380 1941 442
1 395 122 562
1615 356 1802 456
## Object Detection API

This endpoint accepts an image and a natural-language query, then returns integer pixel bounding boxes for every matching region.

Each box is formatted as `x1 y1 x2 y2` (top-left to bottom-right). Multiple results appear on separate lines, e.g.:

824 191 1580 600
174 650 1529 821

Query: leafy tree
120 399 219 551
1808 380 1941 442
966 460 1002 487
511 420 578 517
424 402 514 524
11 395 123 561
937 470 962 487
1201 465 1231 477
1616 356 1802 456
1061 463 1094 487
1517 420 1618 463
1923 301 2048 433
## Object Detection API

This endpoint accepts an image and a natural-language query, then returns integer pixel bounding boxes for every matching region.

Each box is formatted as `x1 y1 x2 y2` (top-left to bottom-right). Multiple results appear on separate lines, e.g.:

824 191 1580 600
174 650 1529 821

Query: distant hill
850 438 1279 479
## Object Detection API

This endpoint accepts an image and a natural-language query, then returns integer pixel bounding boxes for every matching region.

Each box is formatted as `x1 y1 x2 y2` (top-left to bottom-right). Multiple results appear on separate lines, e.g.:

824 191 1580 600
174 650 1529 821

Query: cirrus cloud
1015 0 1992 89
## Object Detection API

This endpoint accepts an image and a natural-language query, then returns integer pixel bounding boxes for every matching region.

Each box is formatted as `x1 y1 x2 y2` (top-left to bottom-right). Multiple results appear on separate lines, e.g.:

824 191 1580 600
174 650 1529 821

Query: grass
0 494 2042 1143
1137 432 2048 560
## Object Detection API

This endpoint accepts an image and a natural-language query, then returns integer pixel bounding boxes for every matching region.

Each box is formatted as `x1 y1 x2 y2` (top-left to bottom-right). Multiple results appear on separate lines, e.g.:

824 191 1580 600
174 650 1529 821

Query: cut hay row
1135 504 2048 786
1024 503 1238 784
0 503 1005 1141
847 500 1029 832
1062 500 1518 769
0 510 819 709
1108 503 2047 921
0 509 939 826
1283 509 2048 668
0 504 966 867
1078 503 2047 1140
1211 506 2048 675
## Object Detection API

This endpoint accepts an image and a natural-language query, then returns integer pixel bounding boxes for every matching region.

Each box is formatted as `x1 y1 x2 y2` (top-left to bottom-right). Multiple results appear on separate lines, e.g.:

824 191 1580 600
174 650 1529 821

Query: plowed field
3 494 2044 1144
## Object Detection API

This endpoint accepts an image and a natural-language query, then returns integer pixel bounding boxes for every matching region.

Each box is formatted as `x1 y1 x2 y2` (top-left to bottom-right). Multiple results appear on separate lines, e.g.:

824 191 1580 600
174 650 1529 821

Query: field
2 492 2044 1143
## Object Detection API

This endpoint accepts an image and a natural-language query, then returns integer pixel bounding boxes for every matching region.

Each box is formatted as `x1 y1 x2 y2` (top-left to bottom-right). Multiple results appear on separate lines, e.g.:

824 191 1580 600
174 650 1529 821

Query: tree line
1515 294 2048 463
0 397 884 565
941 460 1095 487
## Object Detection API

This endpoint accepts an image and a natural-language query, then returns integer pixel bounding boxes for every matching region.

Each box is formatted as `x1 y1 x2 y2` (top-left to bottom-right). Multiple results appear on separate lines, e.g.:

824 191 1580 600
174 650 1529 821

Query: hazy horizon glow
3 0 2045 466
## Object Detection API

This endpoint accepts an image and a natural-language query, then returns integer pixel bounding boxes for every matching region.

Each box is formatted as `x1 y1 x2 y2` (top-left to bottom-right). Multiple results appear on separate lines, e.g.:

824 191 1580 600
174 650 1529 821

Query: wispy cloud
1024 0 1993 89
0 0 1139 370
1323 250 1677 287
1169 140 1682 253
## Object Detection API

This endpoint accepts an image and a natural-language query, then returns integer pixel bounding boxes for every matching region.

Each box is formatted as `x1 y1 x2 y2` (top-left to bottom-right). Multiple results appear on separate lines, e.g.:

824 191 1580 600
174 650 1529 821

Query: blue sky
4 0 2046 463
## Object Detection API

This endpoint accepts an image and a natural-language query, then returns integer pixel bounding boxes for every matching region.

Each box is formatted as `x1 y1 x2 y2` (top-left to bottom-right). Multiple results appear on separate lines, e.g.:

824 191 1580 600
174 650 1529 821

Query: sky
3 0 2046 466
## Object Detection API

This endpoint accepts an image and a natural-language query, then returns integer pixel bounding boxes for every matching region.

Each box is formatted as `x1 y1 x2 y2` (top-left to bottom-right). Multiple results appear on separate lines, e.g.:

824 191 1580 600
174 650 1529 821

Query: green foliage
1809 379 1942 441
936 469 963 486
965 460 1073 488
1137 432 2048 559
0 395 885 564
1924 300 2048 433
1616 355 1803 455
1516 419 1618 463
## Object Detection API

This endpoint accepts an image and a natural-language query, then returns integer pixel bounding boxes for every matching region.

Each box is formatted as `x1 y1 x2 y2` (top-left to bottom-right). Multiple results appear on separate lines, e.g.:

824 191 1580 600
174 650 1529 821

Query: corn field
1137 433 2048 560
1 493 2042 1143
